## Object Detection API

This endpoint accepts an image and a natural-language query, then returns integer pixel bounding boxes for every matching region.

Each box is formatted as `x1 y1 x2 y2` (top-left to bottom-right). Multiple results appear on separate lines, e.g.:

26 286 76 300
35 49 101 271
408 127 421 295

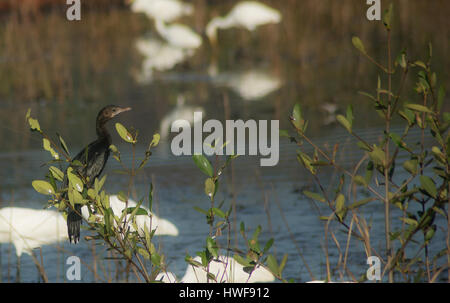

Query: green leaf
413 60 427 70
297 151 316 175
204 178 216 199
405 103 433 114
303 190 325 203
43 138 60 160
266 254 279 276
151 252 161 267
291 103 304 130
420 175 437 198
233 254 251 267
365 161 374 184
400 217 418 227
137 247 150 260
49 166 64 182
240 221 245 235
94 175 107 194
32 180 55 195
358 91 377 102
211 207 225 218
382 3 393 30
279 254 288 275
263 238 274 254
115 123 135 143
193 206 208 215
336 115 352 133
346 105 354 128
369 145 386 167
148 182 154 212
353 175 367 187
67 167 83 192
192 154 213 177
403 159 418 175
206 237 218 258
389 132 408 151
68 187 84 205
57 133 70 155
126 207 148 216
398 108 415 126
348 197 374 210
335 193 345 221
150 133 160 148
352 36 366 54
26 109 41 132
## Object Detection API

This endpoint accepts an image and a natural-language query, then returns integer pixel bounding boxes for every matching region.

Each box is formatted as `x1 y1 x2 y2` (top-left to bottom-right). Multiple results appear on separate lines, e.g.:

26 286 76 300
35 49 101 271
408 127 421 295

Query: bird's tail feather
67 204 82 244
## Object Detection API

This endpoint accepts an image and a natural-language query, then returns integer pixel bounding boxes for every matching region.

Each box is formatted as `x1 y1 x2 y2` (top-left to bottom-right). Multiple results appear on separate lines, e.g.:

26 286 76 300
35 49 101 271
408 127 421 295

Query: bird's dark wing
63 137 110 244
70 137 111 187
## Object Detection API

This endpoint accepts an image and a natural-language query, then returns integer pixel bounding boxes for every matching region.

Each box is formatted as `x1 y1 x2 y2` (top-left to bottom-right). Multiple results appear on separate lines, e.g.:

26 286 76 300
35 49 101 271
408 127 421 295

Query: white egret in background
134 37 194 84
156 255 275 283
129 0 194 22
155 19 202 50
0 207 67 281
81 195 179 237
159 95 205 139
206 1 282 44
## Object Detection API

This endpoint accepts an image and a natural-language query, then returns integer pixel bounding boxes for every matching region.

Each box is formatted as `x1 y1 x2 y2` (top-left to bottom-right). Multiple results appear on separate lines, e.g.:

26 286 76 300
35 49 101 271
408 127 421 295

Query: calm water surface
0 1 449 282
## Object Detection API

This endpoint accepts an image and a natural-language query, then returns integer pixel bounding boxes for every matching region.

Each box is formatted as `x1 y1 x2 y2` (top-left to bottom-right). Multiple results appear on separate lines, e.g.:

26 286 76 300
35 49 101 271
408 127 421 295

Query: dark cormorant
64 105 132 243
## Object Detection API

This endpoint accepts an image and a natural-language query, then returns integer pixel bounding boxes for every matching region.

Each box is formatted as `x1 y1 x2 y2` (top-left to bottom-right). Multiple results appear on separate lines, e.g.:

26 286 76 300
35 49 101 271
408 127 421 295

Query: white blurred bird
134 37 194 84
206 1 282 44
155 19 202 49
81 195 179 237
130 0 194 22
0 206 68 280
157 255 275 283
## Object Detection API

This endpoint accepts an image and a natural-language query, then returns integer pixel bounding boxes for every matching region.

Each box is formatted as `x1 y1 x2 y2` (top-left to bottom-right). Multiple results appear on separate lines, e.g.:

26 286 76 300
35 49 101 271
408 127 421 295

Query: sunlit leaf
204 178 215 199
335 194 345 221
150 133 160 148
352 36 366 54
405 103 433 114
49 166 64 182
115 123 135 143
32 180 55 195
43 138 59 159
336 115 352 133
67 167 83 192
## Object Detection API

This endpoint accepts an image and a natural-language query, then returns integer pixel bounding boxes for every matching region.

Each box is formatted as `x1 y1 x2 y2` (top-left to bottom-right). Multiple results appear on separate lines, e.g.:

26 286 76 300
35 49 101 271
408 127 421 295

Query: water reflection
159 94 204 139
209 67 282 101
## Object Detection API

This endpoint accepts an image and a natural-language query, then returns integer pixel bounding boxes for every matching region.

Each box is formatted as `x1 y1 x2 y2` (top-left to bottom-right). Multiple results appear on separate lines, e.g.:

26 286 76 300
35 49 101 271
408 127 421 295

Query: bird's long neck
96 117 111 143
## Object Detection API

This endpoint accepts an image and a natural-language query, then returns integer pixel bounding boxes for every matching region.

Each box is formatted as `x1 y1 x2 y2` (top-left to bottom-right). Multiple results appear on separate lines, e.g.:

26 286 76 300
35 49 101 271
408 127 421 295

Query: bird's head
97 105 132 123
